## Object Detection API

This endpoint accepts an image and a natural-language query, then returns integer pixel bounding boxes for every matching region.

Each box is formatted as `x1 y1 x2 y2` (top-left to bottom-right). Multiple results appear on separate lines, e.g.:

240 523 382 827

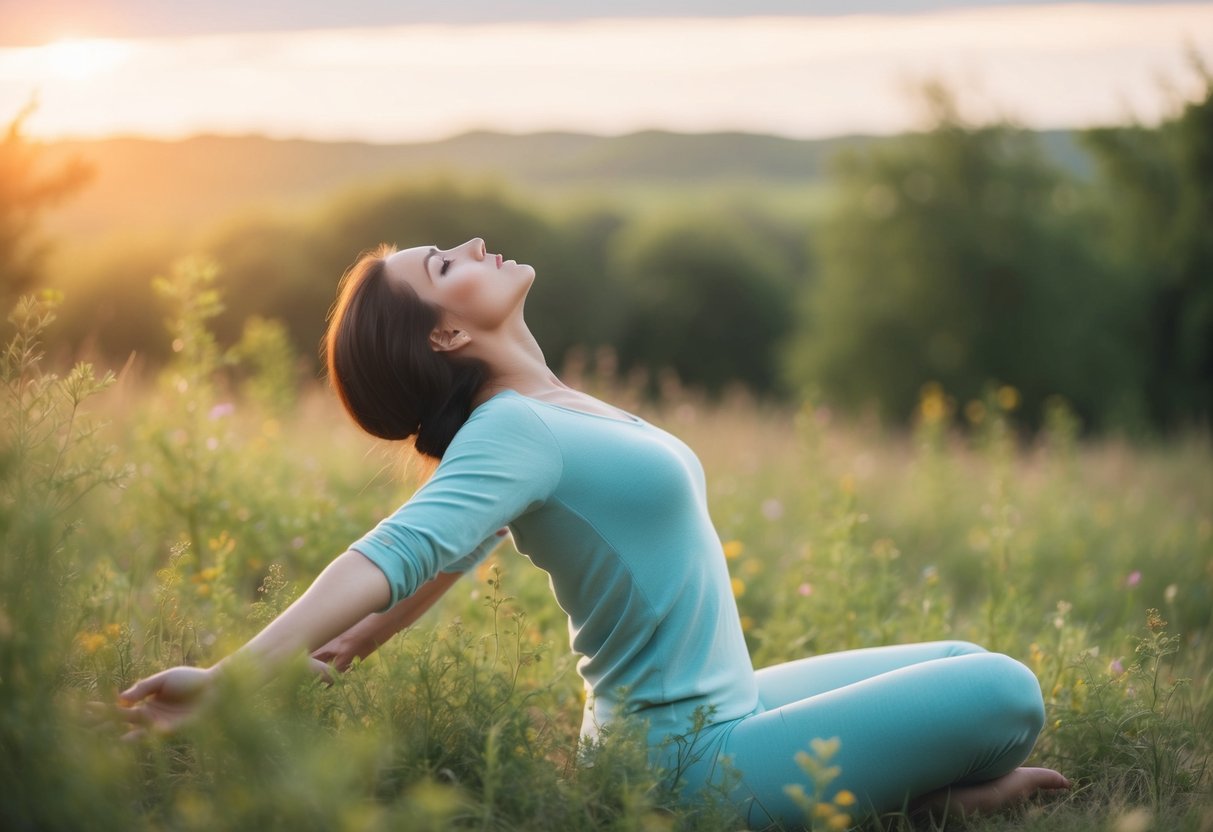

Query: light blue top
349 389 758 740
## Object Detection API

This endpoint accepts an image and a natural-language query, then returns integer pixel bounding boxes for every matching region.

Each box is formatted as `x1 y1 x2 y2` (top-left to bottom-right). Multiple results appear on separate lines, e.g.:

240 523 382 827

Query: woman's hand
117 666 216 739
311 631 375 675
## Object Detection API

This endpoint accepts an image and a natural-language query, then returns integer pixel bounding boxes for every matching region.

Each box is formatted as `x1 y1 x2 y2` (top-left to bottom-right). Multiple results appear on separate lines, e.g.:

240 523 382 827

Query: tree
785 82 1141 428
611 211 796 395
1081 54 1213 429
0 101 93 305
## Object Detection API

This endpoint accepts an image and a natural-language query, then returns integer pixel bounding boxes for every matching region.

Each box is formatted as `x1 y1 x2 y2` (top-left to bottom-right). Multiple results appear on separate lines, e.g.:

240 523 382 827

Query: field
3 278 1212 832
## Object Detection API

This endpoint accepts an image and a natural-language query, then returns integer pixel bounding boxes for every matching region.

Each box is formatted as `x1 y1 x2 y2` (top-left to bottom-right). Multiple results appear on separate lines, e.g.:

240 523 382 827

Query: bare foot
909 767 1071 821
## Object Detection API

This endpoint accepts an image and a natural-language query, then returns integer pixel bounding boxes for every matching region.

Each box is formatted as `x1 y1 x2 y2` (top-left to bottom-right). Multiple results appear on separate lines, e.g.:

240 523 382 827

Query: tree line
3 70 1210 434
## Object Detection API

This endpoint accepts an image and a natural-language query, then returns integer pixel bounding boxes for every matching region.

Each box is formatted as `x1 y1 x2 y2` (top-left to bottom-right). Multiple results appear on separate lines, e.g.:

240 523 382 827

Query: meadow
2 254 1210 832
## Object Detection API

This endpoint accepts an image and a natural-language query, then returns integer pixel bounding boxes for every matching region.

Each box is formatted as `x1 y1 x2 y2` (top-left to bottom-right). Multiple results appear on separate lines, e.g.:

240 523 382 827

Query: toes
1020 767 1071 790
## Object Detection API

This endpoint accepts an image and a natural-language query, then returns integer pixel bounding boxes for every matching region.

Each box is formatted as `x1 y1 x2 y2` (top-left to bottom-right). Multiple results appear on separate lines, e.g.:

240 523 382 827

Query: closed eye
439 258 452 276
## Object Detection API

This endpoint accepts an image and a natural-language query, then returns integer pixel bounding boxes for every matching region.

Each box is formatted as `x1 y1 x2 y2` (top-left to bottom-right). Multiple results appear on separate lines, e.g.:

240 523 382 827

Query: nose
463 237 486 260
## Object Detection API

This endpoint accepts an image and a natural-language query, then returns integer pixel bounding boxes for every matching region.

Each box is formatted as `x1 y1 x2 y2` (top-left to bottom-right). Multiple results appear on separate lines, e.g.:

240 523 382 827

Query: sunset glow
1 4 1211 142
38 37 131 80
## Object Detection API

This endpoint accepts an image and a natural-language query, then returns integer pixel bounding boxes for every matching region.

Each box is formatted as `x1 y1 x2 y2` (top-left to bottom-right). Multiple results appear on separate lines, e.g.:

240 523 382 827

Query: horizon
31 122 1105 149
2 4 1211 145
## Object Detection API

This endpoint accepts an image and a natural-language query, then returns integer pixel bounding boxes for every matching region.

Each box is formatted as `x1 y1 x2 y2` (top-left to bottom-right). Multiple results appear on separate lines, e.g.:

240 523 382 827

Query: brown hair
323 244 488 460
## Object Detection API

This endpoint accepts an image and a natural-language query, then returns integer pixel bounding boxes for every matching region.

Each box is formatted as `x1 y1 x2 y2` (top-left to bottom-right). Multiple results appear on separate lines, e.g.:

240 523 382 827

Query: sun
40 37 129 80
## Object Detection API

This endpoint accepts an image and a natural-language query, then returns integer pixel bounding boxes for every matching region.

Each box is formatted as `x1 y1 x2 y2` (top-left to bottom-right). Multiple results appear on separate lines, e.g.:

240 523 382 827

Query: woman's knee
972 652 1046 734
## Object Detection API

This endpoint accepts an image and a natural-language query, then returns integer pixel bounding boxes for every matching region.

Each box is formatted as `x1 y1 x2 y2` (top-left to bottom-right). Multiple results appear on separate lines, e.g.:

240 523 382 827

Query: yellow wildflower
191 566 220 584
833 789 856 807
827 814 851 831
722 540 745 560
77 632 107 654
918 382 947 423
996 385 1020 411
810 737 841 759
476 558 496 582
813 803 836 819
731 577 746 597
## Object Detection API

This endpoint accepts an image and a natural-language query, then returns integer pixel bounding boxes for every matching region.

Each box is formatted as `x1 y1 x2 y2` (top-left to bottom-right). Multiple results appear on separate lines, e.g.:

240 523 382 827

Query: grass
1 265 1211 831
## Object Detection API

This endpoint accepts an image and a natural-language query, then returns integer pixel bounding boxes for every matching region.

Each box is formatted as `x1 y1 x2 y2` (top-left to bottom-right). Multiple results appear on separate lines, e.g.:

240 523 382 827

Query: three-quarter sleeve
349 396 562 609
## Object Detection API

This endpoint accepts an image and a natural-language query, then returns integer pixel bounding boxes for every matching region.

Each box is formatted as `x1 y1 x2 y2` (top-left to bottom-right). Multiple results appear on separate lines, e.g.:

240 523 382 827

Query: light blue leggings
656 640 1046 829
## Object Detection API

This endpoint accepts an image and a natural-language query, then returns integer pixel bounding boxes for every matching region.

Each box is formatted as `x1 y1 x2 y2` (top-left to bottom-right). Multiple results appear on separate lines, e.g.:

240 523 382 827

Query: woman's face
384 237 535 342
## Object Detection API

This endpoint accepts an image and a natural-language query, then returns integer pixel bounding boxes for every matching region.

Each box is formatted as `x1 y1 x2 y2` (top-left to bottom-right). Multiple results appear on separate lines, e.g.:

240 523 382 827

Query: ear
429 325 471 353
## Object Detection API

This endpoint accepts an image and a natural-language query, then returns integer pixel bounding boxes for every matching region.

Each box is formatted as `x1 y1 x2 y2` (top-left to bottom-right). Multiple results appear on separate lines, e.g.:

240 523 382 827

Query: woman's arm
311 567 463 672
118 550 389 733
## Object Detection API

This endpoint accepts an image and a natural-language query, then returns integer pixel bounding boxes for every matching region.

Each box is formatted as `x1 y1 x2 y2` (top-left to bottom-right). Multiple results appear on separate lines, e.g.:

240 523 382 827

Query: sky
0 1 1210 143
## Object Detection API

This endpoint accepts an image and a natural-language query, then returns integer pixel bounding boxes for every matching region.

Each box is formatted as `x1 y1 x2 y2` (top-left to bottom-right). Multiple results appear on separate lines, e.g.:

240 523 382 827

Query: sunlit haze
1 4 1211 142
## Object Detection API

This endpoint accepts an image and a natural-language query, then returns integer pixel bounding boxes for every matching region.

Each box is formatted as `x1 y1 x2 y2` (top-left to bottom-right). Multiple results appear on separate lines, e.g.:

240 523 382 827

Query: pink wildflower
1125 570 1141 588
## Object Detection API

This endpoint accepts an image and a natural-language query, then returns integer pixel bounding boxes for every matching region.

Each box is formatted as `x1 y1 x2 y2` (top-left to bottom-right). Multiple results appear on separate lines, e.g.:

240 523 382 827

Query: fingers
311 648 355 673
308 657 335 686
81 698 152 743
118 671 163 705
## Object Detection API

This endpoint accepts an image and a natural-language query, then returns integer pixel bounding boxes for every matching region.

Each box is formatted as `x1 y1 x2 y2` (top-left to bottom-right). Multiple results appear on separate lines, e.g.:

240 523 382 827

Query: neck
467 314 572 408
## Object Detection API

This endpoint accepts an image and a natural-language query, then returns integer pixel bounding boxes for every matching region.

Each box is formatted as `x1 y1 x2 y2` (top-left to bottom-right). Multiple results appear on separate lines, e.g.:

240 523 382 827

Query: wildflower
208 402 235 420
1053 600 1071 629
833 789 857 807
813 803 837 819
810 737 841 759
191 566 220 583
918 382 948 423
1146 608 1167 633
77 632 107 654
722 540 745 560
964 399 986 424
741 615 755 632
798 582 813 597
731 577 746 597
1109 658 1125 677
1124 570 1141 588
1164 584 1178 603
996 385 1020 411
761 498 784 521
827 815 851 831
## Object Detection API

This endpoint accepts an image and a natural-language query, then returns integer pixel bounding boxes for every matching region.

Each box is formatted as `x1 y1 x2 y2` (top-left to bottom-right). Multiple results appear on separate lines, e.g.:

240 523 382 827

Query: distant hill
36 128 1094 240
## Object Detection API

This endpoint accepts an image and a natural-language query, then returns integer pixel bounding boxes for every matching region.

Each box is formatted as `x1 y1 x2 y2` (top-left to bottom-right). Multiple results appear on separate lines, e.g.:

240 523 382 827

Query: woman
119 238 1070 828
